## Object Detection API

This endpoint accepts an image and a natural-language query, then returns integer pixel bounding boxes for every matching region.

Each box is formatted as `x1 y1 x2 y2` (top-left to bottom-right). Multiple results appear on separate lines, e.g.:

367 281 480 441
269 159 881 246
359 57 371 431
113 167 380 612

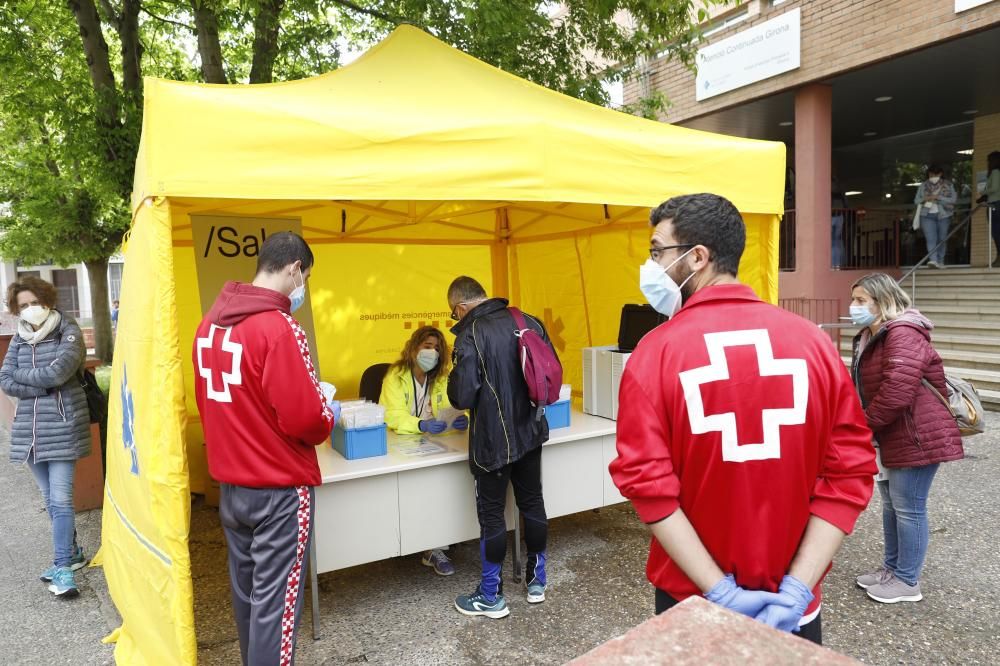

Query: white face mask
639 248 698 318
288 266 306 313
929 176 941 184
21 305 50 327
416 348 439 372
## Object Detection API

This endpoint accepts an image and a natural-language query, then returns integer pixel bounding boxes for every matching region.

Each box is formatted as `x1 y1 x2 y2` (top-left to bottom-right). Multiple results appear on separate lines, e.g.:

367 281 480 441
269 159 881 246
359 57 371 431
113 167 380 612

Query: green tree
1 0 716 362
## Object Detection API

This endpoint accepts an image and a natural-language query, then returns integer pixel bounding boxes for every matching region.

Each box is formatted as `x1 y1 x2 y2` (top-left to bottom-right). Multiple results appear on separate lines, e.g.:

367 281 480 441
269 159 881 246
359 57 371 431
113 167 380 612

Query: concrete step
904 287 1000 300
840 334 1000 355
907 301 1000 318
838 343 1000 372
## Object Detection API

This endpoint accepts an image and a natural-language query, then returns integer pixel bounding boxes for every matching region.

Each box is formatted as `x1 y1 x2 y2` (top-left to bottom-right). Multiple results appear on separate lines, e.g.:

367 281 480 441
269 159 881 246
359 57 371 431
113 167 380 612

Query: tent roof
133 25 785 219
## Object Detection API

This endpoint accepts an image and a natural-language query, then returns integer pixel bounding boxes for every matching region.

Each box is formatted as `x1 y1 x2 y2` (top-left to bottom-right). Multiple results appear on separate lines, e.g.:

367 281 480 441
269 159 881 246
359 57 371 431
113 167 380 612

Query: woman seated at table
380 325 468 576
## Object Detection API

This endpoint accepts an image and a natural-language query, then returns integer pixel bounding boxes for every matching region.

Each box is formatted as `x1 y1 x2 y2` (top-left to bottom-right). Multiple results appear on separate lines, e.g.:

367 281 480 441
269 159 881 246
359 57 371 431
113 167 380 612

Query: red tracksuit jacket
193 281 334 488
610 284 876 617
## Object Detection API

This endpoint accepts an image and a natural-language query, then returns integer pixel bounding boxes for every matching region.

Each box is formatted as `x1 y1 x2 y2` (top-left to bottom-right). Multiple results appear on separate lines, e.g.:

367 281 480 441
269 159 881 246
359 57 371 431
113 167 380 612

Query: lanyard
411 372 429 417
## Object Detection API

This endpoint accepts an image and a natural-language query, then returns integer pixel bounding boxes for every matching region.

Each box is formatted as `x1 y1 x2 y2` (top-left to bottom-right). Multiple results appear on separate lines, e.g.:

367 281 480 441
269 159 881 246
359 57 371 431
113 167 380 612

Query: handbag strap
921 377 955 417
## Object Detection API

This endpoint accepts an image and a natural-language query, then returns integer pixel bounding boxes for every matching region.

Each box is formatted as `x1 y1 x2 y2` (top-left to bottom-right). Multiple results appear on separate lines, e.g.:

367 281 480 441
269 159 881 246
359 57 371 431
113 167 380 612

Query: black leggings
475 446 547 571
655 587 822 645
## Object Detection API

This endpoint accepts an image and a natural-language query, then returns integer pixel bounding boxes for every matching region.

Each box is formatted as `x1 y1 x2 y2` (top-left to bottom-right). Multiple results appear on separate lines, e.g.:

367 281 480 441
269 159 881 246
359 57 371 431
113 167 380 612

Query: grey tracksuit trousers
220 483 314 666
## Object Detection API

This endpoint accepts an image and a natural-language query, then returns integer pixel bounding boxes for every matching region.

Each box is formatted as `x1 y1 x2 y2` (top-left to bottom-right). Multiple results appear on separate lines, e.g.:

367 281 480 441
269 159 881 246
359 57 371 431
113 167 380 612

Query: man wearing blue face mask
193 231 334 666
612 193 876 645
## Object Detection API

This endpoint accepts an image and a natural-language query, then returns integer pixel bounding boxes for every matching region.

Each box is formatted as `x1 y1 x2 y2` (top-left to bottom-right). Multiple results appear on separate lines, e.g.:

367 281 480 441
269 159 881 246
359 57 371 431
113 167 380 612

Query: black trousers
220 484 314 666
655 587 822 645
475 445 547 576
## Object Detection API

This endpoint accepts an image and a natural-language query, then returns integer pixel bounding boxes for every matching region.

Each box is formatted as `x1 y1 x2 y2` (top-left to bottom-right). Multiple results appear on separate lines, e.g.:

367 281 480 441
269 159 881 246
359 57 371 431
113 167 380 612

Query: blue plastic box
332 423 387 460
545 400 571 429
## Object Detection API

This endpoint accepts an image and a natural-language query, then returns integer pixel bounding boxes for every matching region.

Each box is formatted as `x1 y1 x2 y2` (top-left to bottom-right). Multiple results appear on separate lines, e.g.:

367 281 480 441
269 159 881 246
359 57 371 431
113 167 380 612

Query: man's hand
705 575 790 619
754 575 814 632
452 415 469 431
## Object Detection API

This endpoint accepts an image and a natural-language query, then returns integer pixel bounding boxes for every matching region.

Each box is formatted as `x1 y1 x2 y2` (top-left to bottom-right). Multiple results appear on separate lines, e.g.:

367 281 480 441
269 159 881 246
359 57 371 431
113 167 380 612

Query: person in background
193 232 334 666
612 193 877 644
380 325 468 576
111 300 120 334
831 178 848 269
849 273 963 604
914 165 957 269
0 276 91 598
976 151 1000 267
447 276 555 619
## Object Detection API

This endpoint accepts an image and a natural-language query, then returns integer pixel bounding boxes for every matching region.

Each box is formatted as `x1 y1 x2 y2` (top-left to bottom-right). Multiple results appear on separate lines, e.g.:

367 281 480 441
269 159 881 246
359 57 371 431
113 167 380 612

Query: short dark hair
649 193 745 277
448 276 487 305
927 164 944 176
988 151 1000 172
7 276 58 315
256 231 314 275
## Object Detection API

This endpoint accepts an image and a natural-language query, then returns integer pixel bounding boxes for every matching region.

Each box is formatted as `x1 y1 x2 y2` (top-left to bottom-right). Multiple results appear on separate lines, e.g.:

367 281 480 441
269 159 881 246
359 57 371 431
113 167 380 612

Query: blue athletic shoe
455 585 510 619
526 578 546 604
40 546 87 582
48 567 79 598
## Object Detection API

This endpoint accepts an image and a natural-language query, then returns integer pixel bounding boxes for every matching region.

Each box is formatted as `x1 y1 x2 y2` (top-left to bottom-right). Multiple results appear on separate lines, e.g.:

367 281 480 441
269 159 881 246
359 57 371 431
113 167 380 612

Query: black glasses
649 243 694 262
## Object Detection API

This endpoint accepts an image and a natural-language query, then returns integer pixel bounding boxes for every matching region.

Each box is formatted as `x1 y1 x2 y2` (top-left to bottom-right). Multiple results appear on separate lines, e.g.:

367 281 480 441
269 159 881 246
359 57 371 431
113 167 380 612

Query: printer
583 304 666 420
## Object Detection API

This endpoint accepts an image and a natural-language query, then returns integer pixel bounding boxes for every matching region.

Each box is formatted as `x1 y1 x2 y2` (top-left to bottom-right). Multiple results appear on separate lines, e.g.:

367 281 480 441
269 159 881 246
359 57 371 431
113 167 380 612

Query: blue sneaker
455 585 509 619
526 578 546 604
421 549 455 576
48 567 79 598
40 546 87 582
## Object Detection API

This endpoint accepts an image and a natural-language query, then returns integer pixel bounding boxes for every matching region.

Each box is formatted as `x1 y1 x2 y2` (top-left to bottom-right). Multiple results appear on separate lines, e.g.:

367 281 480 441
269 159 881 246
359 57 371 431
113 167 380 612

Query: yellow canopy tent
102 25 785 664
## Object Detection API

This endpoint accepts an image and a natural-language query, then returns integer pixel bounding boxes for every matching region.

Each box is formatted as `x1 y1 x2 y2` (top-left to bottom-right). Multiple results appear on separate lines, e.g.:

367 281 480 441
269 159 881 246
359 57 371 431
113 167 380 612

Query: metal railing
898 204 983 304
779 298 843 349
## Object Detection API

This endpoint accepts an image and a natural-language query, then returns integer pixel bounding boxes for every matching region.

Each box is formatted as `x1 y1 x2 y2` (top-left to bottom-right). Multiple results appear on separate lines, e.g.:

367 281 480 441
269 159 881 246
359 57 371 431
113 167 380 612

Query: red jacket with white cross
609 284 876 617
193 281 333 488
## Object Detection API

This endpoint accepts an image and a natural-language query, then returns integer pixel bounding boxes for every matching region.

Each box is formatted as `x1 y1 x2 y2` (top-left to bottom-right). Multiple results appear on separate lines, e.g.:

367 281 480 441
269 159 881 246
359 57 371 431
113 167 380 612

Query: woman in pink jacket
849 273 963 604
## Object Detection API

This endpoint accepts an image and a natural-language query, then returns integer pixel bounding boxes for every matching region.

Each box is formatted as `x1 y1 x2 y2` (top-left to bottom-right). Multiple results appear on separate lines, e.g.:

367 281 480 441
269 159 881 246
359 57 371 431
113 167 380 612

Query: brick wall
625 0 1000 124
971 113 1000 266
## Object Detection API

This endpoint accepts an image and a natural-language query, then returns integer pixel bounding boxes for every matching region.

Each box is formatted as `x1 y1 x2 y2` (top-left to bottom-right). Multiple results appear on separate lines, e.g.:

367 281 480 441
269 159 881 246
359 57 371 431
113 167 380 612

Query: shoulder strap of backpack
508 306 528 331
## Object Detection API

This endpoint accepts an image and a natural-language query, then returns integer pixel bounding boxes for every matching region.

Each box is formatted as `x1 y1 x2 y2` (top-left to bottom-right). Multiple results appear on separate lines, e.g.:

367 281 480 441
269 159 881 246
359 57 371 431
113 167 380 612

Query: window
702 10 750 38
51 269 81 319
108 262 124 302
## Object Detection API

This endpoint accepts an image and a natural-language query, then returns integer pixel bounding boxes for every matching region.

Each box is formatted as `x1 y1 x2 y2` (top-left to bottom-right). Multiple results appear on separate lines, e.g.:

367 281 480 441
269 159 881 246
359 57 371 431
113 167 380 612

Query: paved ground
3 429 998 664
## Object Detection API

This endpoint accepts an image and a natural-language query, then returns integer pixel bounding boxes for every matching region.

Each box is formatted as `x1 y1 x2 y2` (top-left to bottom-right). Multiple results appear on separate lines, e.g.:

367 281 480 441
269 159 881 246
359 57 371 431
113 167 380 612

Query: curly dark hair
391 326 450 380
7 276 58 316
649 193 746 277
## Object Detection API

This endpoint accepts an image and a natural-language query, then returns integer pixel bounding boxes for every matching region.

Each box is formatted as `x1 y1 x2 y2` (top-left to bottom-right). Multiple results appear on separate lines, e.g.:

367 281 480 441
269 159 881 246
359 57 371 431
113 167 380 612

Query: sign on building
955 0 994 12
695 8 801 102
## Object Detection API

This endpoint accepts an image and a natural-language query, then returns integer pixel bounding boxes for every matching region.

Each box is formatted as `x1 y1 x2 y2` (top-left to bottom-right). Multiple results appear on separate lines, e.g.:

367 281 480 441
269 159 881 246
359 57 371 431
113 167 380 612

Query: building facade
626 0 1000 304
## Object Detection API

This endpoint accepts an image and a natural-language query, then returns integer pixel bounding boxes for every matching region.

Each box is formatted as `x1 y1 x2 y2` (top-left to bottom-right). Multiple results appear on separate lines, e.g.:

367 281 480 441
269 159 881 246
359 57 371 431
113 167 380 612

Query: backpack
922 374 985 438
509 307 562 420
79 367 108 425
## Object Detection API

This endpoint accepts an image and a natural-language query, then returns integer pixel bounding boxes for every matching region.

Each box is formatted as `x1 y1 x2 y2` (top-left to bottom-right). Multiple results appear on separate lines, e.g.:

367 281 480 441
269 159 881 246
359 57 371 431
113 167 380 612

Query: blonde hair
852 273 911 321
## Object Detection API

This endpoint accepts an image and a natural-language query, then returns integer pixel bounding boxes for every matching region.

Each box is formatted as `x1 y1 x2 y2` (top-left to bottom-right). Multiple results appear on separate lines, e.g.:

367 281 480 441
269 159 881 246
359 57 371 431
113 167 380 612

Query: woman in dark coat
0 277 90 598
849 273 963 605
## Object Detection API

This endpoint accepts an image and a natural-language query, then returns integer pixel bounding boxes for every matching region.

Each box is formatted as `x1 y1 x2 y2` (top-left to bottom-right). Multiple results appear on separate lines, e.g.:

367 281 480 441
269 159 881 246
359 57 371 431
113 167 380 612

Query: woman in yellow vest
380 325 468 575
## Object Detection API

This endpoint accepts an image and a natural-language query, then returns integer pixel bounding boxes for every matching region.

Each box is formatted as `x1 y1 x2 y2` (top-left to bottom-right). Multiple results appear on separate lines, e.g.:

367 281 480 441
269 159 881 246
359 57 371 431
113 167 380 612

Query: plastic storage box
332 423 388 460
545 400 571 429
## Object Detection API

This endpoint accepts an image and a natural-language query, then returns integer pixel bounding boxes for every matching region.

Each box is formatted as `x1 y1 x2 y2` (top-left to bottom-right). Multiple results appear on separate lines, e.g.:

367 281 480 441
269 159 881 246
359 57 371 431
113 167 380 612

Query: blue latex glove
418 419 447 434
452 415 469 431
329 400 342 424
705 575 786 619
754 575 814 633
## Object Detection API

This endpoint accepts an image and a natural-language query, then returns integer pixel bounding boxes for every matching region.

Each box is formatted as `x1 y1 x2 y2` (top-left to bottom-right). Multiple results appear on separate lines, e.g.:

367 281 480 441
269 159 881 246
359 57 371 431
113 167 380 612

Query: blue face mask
849 304 877 327
289 266 306 313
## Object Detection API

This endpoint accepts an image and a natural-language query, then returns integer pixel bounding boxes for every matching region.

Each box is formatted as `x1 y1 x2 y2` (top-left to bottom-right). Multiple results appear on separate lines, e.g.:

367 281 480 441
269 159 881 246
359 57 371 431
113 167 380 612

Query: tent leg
310 538 321 640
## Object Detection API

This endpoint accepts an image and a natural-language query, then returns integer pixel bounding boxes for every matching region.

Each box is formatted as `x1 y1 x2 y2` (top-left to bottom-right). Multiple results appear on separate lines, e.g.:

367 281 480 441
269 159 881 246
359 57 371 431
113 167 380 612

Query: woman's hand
452 415 469 431
418 419 448 434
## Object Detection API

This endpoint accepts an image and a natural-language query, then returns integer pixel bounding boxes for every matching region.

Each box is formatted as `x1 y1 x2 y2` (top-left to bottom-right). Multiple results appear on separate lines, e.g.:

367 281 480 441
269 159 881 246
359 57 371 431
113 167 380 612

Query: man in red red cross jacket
610 193 876 645
193 231 333 666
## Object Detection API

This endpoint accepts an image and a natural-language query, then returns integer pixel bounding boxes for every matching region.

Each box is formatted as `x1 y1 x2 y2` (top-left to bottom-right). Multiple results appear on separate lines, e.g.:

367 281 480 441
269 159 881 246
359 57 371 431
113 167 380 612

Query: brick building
626 0 1000 304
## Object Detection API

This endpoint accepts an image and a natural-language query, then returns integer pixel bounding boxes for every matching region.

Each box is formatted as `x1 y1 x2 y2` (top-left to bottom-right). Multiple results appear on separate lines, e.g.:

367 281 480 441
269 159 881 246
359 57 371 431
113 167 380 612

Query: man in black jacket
447 276 554 619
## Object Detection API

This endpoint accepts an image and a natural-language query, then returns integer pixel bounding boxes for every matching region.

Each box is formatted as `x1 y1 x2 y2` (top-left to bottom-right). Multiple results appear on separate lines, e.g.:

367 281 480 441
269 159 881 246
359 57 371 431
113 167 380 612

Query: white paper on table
396 438 449 457
436 406 466 429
